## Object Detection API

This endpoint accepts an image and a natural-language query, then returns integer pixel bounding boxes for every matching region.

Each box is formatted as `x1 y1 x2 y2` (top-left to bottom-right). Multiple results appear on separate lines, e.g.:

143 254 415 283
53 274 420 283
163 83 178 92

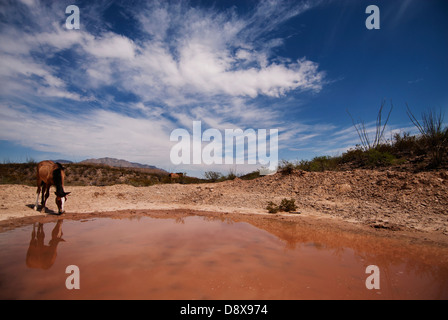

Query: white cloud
131 1 324 100
1 0 325 104
82 32 137 60
0 0 330 170
18 0 37 7
30 24 86 51
0 104 172 165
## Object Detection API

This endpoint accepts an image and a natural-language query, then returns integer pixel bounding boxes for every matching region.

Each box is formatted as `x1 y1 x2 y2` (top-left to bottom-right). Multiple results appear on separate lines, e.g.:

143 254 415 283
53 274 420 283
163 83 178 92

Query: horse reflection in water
26 220 65 270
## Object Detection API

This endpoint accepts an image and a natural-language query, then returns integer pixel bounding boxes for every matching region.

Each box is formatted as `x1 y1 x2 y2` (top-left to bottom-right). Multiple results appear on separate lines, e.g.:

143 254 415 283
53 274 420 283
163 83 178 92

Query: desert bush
295 159 311 171
129 177 156 187
407 106 448 168
365 148 396 167
204 171 222 181
240 170 261 180
278 159 295 175
309 156 340 172
225 168 239 180
203 169 241 182
266 198 297 213
266 201 279 213
279 198 297 212
347 100 393 151
0 162 35 185
341 146 396 168
391 132 419 155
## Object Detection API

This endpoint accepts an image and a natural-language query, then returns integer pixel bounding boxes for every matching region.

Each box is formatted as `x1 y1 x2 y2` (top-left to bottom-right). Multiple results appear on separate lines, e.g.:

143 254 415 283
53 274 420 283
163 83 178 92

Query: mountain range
53 157 167 173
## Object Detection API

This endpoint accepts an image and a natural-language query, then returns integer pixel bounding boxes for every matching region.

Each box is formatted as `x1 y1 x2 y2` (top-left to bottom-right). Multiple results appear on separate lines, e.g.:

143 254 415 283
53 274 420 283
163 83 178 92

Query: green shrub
225 168 238 180
266 198 297 213
341 147 396 168
407 107 448 168
295 159 311 171
391 132 420 156
309 156 340 172
347 100 393 151
240 170 261 180
279 198 297 212
365 148 396 167
204 171 222 182
280 156 341 173
278 159 295 175
266 201 279 213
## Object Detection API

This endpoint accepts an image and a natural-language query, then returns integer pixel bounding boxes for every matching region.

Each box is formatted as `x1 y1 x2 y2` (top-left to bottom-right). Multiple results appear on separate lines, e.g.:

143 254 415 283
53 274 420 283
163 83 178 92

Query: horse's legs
44 186 50 211
40 183 45 212
34 181 42 211
41 183 49 213
34 189 40 211
40 183 45 206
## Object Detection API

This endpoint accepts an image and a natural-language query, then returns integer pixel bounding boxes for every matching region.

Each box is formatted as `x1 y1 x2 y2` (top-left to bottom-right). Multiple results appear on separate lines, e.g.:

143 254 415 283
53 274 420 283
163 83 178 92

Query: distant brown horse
34 161 70 214
169 172 184 182
169 173 180 179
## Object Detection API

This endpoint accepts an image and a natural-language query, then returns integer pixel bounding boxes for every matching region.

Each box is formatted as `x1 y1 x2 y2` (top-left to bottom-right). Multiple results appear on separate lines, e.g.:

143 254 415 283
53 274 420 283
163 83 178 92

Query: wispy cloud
1 0 325 106
0 104 172 164
0 0 329 171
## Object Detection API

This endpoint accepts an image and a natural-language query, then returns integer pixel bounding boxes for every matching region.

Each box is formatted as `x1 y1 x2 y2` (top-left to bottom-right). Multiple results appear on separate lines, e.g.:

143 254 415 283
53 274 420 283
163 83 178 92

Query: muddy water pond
0 212 447 299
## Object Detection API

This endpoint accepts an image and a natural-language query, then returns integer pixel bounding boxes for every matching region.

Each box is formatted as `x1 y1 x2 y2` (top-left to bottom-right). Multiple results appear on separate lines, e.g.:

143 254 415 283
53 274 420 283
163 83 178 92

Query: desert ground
1 169 447 246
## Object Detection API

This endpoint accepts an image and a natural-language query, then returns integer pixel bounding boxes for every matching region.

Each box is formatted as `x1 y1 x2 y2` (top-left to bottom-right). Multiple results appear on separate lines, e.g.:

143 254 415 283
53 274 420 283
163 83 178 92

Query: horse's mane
53 162 66 196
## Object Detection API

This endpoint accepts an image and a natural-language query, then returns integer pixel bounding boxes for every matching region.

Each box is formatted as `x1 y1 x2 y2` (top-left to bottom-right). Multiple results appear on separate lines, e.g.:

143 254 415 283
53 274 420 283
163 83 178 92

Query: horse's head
55 191 70 214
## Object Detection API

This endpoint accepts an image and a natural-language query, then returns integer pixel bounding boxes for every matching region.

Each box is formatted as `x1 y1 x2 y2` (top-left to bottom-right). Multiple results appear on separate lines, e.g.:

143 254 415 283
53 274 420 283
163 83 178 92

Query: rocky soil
1 169 447 236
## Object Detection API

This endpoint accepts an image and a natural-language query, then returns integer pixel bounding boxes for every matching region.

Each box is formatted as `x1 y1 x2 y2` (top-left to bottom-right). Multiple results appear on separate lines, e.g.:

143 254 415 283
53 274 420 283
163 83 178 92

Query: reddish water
0 214 447 299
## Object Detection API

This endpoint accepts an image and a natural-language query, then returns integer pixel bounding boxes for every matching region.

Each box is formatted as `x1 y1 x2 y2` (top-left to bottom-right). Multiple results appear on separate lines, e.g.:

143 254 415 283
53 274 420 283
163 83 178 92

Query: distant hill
79 157 167 172
0 159 178 186
52 159 73 164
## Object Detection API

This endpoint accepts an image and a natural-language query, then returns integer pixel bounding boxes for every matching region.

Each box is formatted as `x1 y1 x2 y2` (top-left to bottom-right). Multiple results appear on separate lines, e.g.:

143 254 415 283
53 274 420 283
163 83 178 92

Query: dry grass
0 162 204 187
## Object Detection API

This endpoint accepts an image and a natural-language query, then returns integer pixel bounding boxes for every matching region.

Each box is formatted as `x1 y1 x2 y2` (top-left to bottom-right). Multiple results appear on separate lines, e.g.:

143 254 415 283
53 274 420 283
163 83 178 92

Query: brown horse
169 172 184 182
34 160 70 214
169 173 180 179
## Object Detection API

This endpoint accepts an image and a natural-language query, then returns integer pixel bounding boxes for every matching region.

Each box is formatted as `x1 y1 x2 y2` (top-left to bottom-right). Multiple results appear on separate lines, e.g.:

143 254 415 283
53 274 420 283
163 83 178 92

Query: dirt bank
1 169 447 242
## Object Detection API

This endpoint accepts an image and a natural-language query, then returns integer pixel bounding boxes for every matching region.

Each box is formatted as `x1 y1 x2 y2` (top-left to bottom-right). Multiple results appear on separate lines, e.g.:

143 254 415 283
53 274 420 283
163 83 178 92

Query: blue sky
0 0 447 177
